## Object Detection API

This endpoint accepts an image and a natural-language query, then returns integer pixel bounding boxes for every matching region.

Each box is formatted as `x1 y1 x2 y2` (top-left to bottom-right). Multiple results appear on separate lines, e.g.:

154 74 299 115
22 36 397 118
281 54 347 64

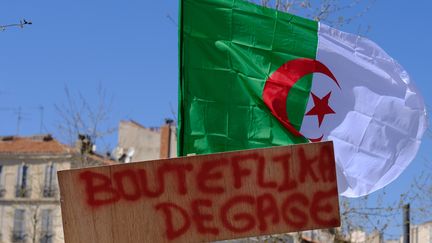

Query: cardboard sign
58 141 340 243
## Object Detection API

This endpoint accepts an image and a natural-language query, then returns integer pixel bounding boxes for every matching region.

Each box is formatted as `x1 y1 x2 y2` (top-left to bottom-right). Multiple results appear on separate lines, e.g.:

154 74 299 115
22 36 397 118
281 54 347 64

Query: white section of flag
300 23 427 197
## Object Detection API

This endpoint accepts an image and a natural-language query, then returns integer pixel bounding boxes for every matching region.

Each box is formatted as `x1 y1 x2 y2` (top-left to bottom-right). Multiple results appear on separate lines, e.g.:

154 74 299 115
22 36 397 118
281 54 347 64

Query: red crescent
263 58 340 138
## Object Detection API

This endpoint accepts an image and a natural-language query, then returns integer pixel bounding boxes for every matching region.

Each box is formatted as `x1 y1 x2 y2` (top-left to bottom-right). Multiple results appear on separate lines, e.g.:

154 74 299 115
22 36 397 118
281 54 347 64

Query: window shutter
13 209 25 234
16 165 23 188
0 165 4 187
43 164 49 191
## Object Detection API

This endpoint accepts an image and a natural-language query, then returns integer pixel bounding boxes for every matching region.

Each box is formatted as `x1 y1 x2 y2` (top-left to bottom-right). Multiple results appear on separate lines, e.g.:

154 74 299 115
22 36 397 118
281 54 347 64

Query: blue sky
1 0 431 239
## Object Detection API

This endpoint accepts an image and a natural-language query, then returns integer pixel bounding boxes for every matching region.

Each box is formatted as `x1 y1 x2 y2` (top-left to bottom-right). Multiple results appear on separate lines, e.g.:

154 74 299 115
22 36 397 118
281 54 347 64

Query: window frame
12 208 26 242
15 164 31 198
43 163 57 198
40 209 54 243
0 165 5 197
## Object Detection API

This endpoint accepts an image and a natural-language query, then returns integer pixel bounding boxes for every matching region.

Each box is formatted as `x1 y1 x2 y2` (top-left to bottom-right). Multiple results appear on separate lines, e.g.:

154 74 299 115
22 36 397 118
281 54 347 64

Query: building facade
114 120 176 162
410 221 432 243
0 135 113 243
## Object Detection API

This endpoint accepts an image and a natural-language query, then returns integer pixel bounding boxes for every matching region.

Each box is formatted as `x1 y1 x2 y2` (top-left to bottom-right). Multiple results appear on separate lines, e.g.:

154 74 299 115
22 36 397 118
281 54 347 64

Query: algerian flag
178 0 427 197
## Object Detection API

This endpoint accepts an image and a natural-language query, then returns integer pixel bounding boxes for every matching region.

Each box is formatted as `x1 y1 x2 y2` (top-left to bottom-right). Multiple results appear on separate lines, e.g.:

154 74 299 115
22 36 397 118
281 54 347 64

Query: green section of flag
178 0 318 156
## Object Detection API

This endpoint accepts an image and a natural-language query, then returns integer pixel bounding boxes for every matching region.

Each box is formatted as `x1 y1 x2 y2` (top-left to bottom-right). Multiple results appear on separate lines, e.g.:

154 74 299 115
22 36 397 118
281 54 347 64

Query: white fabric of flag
300 24 428 197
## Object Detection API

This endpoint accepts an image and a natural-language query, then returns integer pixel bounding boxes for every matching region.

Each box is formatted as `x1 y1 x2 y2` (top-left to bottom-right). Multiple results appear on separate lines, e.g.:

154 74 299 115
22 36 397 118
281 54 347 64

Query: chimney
76 134 94 155
159 119 174 159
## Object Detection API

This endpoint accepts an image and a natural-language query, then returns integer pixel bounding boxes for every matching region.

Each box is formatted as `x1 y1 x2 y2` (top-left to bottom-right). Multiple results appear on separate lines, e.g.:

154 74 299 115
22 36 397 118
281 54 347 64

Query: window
0 165 5 197
40 209 53 243
16 164 30 198
43 164 57 197
12 209 26 242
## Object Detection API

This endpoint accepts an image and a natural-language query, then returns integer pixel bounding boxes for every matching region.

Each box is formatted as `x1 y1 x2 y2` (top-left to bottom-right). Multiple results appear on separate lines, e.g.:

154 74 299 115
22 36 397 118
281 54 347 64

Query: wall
118 121 161 162
413 222 432 243
117 121 177 162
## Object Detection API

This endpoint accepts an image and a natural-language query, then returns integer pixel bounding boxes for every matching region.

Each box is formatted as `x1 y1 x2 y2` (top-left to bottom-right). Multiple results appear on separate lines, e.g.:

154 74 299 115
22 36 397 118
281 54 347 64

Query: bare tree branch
54 84 116 153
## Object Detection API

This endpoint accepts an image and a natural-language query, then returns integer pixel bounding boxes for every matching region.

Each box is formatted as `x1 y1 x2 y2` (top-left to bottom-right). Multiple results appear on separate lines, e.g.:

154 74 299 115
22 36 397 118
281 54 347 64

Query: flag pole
177 0 185 156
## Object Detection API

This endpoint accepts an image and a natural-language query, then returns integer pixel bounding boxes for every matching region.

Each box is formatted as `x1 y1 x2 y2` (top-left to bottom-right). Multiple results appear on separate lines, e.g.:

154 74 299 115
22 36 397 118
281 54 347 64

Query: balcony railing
11 230 26 242
42 187 57 198
0 185 5 197
40 231 54 243
15 186 31 198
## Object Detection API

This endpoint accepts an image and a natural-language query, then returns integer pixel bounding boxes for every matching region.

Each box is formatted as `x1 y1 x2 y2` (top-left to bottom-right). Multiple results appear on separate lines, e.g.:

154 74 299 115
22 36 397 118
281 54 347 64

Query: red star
305 92 335 127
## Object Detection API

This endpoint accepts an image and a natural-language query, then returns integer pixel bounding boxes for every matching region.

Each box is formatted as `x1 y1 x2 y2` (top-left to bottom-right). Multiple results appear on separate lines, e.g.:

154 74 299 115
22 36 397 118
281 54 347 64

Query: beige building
0 135 113 243
384 221 432 243
114 120 176 162
410 221 432 243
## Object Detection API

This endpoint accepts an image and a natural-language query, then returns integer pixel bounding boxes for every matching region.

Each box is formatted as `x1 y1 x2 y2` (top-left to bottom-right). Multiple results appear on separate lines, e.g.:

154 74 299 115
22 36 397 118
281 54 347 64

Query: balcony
15 186 31 198
42 187 57 198
0 185 5 197
11 230 26 242
40 231 53 243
